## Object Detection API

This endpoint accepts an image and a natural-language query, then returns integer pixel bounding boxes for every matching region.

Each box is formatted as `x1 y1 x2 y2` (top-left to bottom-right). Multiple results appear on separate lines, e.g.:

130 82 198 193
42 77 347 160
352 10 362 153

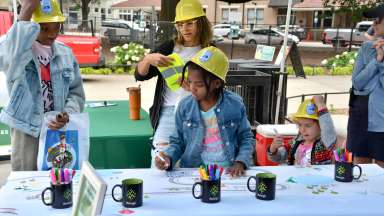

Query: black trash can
237 63 288 124
226 70 272 128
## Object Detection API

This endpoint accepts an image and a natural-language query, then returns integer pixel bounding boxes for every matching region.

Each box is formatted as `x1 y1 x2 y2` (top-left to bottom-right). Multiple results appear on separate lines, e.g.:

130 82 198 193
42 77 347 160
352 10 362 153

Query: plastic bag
37 111 90 170
0 71 9 107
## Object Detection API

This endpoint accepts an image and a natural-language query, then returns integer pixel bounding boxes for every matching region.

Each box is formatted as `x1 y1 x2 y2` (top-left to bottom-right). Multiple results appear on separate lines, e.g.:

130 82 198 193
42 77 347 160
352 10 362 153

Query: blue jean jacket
164 90 255 169
0 21 85 137
352 41 384 132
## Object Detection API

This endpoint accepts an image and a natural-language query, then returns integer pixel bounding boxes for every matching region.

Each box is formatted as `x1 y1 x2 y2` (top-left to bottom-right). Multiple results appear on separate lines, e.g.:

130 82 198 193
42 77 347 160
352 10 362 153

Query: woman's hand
145 53 174 67
48 112 69 130
226 161 245 177
373 39 384 62
177 77 190 91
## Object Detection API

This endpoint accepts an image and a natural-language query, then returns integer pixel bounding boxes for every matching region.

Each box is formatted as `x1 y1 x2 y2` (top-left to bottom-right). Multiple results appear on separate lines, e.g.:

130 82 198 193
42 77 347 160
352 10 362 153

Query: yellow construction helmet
31 0 66 23
188 46 229 82
174 0 205 22
292 99 319 121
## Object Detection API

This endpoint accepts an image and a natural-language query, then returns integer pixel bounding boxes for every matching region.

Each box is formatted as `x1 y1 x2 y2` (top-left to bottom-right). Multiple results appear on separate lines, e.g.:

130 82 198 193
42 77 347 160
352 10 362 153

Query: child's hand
48 112 69 130
226 161 245 177
312 95 327 110
269 135 283 154
155 151 171 170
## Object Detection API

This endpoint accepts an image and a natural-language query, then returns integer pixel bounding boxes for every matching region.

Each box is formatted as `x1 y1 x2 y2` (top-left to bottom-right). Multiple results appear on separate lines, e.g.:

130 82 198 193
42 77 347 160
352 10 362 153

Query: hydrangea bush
321 51 357 68
110 43 150 66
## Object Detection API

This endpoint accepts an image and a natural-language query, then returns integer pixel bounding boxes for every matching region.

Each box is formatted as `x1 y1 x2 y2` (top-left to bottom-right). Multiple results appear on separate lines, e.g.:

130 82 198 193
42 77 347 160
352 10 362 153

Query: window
277 8 295 26
221 8 239 24
94 7 98 13
101 8 106 21
108 9 111 14
119 10 132 21
323 11 333 28
247 8 264 28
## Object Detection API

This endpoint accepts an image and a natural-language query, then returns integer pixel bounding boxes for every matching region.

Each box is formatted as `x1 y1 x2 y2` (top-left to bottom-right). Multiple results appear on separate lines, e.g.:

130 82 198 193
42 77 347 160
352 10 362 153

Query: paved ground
0 74 351 187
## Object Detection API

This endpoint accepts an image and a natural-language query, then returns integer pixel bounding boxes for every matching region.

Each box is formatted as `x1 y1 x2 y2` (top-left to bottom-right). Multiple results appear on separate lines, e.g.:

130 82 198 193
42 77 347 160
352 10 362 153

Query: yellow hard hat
174 0 205 22
31 0 66 23
292 99 319 121
188 46 229 82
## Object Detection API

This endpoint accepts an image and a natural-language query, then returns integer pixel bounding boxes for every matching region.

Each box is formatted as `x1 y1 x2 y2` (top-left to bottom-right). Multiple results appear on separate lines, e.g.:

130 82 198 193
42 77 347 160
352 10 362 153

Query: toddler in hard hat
268 96 337 166
155 46 254 177
0 0 85 171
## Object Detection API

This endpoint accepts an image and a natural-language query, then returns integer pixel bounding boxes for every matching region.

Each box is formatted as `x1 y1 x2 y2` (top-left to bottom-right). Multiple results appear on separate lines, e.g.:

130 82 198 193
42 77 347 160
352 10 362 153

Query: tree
70 0 100 31
323 0 384 23
157 0 179 44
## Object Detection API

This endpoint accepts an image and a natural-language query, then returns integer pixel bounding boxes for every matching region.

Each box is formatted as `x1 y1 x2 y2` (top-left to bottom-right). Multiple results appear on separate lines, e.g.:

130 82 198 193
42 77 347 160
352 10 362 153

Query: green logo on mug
63 189 72 201
258 182 267 194
210 185 219 197
337 166 346 175
127 189 136 202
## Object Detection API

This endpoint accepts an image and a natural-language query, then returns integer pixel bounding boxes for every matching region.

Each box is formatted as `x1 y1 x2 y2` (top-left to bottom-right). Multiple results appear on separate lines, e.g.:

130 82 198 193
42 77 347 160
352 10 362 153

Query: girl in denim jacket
0 0 85 171
155 46 254 177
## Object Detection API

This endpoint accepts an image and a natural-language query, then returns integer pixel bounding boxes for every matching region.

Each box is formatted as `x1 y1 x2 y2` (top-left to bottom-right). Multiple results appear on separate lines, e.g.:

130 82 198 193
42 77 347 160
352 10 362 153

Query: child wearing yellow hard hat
155 46 254 177
268 96 337 166
0 0 85 171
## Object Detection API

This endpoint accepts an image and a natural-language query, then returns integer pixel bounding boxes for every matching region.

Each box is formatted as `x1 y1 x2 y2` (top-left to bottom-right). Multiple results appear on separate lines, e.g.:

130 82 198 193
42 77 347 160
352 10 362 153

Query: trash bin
237 63 288 124
226 70 271 128
255 124 298 166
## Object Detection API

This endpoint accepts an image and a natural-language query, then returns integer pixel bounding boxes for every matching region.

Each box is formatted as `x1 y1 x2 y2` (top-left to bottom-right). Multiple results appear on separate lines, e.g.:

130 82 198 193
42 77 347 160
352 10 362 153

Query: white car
213 24 245 38
244 28 299 45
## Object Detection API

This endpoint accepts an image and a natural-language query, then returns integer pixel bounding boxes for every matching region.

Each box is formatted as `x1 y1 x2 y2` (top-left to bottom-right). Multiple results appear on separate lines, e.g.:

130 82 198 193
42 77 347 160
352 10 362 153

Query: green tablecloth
86 100 153 169
0 107 11 147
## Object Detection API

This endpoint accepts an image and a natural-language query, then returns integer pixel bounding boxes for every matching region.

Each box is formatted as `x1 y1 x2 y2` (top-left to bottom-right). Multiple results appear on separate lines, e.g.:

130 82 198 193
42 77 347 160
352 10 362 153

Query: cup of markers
41 168 76 209
334 148 362 182
192 164 224 203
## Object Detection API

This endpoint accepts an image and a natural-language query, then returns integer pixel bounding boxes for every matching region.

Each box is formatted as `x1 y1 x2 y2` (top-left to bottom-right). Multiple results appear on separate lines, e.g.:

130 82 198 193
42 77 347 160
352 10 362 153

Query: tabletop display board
0 164 383 215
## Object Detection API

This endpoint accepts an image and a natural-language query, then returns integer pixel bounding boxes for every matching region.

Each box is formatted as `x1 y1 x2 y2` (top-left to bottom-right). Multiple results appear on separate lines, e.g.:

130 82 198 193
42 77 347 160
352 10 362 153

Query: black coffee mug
112 178 143 208
334 161 362 182
41 182 73 209
192 179 221 203
247 173 276 201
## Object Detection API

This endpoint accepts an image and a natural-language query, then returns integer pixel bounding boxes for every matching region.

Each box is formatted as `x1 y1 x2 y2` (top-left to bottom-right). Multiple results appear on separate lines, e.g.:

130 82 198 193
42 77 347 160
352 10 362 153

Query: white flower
354 53 358 57
321 59 328 65
145 49 150 54
110 47 117 53
349 59 355 64
335 55 340 59
125 55 129 60
122 44 129 49
342 51 348 55
332 63 337 67
127 61 131 65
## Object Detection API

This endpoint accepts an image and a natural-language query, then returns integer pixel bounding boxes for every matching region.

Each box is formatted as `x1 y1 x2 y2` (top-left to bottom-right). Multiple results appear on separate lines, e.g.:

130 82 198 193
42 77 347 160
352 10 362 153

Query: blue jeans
151 106 175 168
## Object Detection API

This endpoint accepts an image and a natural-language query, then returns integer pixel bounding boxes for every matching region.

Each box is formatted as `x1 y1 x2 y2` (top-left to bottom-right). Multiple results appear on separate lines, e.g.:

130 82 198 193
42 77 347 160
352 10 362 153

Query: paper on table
86 102 117 108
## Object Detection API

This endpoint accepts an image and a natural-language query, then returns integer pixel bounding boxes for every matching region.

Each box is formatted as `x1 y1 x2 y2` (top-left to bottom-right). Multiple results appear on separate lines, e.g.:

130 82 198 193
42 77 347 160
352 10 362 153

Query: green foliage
330 65 353 75
80 67 130 75
303 66 325 76
110 43 150 66
321 51 357 69
323 0 383 23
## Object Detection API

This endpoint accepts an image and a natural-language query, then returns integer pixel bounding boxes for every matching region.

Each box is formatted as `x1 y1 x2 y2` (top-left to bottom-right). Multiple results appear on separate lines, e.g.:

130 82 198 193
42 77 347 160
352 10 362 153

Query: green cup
247 173 276 200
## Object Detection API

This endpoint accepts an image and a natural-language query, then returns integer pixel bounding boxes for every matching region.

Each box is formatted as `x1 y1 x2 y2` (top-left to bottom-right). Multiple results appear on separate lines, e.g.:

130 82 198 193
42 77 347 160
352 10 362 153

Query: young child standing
268 96 337 166
0 0 85 171
155 46 254 177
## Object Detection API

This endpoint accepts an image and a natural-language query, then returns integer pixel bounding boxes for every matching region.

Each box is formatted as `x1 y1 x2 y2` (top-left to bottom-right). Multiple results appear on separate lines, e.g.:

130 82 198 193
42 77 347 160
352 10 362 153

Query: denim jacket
0 21 85 137
164 90 255 169
352 41 384 132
